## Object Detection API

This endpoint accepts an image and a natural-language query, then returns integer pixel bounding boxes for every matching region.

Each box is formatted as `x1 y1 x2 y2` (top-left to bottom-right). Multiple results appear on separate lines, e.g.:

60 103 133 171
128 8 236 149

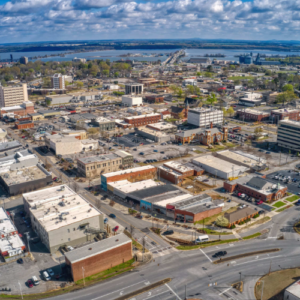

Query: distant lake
1 48 300 63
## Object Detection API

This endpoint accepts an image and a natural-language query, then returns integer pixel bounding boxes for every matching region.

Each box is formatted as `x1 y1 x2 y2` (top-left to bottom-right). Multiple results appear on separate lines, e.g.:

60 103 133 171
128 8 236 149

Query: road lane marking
219 287 232 295
165 283 182 300
91 281 147 300
234 255 282 266
142 290 169 300
199 248 212 263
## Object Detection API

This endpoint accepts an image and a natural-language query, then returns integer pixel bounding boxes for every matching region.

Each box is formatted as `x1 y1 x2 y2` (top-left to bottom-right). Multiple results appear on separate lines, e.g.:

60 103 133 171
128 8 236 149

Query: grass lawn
286 195 299 202
237 217 270 233
255 268 300 300
242 232 261 240
277 205 292 212
176 238 239 250
194 150 202 154
272 201 286 208
200 228 232 235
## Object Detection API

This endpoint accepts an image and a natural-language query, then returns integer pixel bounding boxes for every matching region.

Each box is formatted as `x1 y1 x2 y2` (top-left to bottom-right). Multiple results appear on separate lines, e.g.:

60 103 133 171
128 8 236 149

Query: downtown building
187 108 223 128
0 83 28 108
277 119 300 151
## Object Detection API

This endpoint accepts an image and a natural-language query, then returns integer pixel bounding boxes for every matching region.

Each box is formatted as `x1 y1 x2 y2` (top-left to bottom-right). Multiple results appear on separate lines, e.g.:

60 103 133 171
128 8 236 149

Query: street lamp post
25 232 31 254
239 272 242 282
18 281 23 299
82 267 85 286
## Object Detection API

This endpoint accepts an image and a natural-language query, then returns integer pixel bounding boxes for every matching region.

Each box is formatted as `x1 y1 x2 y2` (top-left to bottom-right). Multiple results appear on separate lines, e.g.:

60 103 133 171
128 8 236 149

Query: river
1 48 300 63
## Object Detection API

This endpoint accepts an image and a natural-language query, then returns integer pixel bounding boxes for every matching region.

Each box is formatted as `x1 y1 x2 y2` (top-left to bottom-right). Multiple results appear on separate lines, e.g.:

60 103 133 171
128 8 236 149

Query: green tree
177 88 183 98
89 65 99 77
102 70 109 76
282 84 294 92
227 107 235 117
215 216 229 227
276 91 297 105
207 65 213 72
204 72 213 78
206 93 218 106
233 79 241 85
186 85 195 95
272 78 279 88
76 81 84 89
254 127 263 136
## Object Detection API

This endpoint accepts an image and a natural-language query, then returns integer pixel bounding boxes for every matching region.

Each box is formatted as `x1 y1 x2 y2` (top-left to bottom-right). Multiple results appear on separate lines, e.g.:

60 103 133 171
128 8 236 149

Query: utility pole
18 281 23 299
82 267 85 286
25 232 31 254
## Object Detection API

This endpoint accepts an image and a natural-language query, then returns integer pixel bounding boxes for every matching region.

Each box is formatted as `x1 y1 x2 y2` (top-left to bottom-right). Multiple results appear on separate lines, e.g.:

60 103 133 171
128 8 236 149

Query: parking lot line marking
91 281 147 300
165 283 182 300
199 248 212 263
219 287 232 295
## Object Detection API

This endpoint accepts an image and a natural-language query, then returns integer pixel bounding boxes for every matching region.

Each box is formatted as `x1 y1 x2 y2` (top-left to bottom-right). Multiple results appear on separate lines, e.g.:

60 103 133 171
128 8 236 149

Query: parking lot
0 208 67 294
266 169 300 195
112 133 153 148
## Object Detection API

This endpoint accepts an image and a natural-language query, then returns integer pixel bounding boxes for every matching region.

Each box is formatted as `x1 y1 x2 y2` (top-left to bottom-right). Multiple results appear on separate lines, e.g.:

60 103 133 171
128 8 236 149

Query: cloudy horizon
0 0 299 43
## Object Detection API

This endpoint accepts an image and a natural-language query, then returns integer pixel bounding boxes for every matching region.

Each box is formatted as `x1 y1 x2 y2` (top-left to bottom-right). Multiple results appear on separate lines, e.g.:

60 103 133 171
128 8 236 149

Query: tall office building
277 119 300 151
19 56 28 64
124 83 143 95
187 108 223 128
0 83 28 108
51 73 65 89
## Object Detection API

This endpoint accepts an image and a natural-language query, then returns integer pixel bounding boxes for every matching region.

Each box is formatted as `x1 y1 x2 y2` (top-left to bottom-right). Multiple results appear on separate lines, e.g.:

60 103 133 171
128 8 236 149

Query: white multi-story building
277 119 300 151
23 185 104 253
122 95 143 107
187 108 223 128
0 83 28 107
51 73 65 89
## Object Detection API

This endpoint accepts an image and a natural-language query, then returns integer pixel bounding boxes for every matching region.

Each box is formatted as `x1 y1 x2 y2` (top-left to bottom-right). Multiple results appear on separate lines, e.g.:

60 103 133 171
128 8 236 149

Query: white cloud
1 0 300 41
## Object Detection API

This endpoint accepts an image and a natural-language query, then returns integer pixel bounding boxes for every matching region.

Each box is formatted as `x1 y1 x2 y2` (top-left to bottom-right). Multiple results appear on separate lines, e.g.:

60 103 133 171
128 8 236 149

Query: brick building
236 108 270 122
224 206 257 227
175 127 228 145
144 95 164 104
124 113 161 127
65 234 132 282
0 101 34 118
170 105 188 119
101 165 157 191
224 176 287 203
158 161 198 185
271 108 300 124
15 120 34 129
166 194 223 223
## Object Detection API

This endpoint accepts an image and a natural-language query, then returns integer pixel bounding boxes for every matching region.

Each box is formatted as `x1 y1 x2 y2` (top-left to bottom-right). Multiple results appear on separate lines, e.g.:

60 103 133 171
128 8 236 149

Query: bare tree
142 237 146 253
72 182 79 193
129 224 135 238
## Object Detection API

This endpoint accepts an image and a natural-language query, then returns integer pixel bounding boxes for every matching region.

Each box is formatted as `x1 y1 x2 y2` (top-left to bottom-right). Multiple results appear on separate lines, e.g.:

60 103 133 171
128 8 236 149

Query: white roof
192 155 247 173
0 207 15 236
217 150 266 166
0 234 24 252
23 185 102 232
125 113 160 120
103 165 156 178
147 122 176 130
108 180 131 189
285 279 300 297
155 194 191 207
164 161 193 173
115 179 160 194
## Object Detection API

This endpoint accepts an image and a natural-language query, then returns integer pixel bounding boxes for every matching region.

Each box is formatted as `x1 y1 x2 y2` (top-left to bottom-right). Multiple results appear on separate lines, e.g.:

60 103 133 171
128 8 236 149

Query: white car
66 245 74 251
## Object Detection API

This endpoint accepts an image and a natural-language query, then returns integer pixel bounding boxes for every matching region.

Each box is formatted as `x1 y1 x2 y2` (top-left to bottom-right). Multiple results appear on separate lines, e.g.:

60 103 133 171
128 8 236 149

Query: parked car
163 230 174 235
17 258 23 264
109 214 116 219
104 218 108 224
66 245 74 251
43 271 51 281
257 200 263 205
27 279 34 288
47 268 55 276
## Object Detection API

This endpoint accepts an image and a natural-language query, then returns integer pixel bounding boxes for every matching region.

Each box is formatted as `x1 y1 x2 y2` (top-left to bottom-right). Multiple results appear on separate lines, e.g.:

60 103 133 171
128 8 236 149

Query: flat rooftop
272 108 299 114
0 208 16 235
137 127 169 137
125 113 160 120
155 194 191 207
192 155 248 173
23 185 102 232
93 117 111 123
102 165 156 179
279 119 300 128
78 154 119 164
237 108 270 116
65 233 131 263
2 165 48 186
0 141 22 152
147 122 176 130
125 83 143 86
115 179 160 194
108 180 130 189
164 161 194 173
285 280 300 297
0 234 24 253
217 150 265 167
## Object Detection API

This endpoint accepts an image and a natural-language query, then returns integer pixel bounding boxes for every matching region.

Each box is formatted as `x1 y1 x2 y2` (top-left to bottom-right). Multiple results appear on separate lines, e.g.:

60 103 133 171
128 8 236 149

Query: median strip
213 248 280 264
114 278 171 300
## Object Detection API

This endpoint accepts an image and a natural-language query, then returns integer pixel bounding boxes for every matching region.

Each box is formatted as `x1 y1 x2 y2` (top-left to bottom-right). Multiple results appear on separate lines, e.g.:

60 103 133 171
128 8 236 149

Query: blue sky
0 0 299 43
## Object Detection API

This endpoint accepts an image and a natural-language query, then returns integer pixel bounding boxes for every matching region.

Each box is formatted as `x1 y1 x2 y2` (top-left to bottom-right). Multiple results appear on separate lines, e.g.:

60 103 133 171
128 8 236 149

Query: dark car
160 151 165 154
258 210 265 215
17 258 23 264
163 230 174 235
27 279 34 288
109 214 116 219
212 251 227 258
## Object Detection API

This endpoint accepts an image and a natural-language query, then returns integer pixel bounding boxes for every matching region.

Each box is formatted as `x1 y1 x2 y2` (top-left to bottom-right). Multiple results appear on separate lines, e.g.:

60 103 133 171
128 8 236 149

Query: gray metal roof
0 141 22 152
246 177 270 190
224 207 257 223
65 233 131 263
176 127 221 138
129 184 180 203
